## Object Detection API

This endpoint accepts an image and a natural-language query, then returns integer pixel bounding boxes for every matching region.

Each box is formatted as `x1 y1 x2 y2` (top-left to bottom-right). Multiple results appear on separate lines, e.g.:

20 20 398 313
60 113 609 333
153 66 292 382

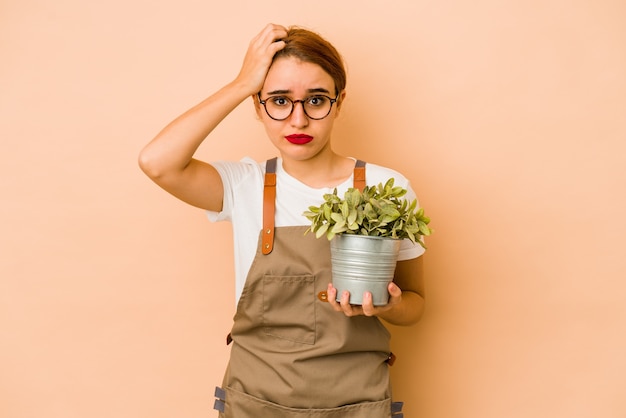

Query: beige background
2 1 625 417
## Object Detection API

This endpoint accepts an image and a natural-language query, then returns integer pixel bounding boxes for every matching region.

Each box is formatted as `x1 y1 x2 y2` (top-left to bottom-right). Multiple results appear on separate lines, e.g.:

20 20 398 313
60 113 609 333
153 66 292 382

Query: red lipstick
285 134 313 145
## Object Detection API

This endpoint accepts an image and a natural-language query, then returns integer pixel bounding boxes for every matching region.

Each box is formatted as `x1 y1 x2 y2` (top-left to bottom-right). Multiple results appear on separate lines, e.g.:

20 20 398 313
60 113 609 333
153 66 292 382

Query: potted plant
303 178 432 305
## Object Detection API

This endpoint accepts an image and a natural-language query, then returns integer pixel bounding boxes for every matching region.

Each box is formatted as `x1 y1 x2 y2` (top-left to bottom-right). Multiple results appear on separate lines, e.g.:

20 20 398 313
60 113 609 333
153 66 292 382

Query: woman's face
255 57 345 163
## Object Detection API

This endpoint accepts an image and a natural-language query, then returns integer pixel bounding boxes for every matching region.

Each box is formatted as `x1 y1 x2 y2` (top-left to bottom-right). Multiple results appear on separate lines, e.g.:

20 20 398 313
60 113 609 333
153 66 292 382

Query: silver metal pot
329 234 401 306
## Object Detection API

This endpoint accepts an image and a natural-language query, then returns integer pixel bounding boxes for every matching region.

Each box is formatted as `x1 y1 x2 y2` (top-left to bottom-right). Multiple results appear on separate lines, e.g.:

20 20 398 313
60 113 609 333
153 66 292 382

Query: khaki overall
214 159 403 418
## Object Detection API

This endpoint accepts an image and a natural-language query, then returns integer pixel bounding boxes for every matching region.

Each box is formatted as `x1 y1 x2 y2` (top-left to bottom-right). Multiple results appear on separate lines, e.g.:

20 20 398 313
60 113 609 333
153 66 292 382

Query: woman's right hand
234 23 288 95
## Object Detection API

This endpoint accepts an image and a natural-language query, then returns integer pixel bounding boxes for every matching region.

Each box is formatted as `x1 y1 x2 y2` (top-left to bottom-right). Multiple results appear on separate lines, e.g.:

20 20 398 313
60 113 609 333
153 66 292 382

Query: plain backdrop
2 1 625 417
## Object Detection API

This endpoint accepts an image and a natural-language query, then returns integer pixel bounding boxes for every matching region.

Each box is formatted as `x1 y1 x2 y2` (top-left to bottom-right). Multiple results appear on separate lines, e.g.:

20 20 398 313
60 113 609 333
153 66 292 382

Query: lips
285 134 314 145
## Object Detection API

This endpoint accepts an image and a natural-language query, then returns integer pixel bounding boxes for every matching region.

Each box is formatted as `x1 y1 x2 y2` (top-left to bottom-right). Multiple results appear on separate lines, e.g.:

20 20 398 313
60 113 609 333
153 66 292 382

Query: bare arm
138 82 250 211
138 24 288 211
327 255 426 326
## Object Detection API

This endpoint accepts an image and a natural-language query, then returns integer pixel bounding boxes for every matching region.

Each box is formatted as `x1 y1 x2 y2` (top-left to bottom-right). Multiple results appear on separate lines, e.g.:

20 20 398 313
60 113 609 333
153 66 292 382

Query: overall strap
262 158 278 255
262 158 367 255
354 159 366 192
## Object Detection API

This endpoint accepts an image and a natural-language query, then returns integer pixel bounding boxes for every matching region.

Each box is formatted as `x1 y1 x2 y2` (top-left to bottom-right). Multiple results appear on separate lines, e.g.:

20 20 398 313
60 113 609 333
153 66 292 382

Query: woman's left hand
326 281 402 317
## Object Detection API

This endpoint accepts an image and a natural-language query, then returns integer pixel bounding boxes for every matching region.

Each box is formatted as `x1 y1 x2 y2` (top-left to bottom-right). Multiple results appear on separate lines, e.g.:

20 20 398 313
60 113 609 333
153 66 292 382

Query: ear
252 94 263 119
335 90 347 114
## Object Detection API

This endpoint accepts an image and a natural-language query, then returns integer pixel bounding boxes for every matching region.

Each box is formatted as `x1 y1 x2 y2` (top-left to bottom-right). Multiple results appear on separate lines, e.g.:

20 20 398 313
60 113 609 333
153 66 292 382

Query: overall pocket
221 386 392 418
262 274 316 345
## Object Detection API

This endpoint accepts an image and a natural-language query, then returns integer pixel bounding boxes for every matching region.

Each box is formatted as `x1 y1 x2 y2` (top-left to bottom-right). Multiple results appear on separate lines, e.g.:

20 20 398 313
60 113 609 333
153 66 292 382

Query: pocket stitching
262 275 316 345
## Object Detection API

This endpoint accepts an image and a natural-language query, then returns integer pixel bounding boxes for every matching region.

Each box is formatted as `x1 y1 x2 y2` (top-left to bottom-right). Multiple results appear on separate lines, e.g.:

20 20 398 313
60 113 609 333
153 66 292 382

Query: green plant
303 178 432 248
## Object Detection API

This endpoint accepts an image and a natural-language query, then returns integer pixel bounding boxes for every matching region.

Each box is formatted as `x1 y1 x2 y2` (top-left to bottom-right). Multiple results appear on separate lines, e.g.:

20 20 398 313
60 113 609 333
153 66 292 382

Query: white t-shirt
207 157 426 303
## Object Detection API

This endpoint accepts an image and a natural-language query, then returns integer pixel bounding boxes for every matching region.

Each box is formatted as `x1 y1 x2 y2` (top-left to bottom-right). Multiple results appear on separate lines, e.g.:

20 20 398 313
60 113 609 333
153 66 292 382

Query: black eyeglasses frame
257 93 339 121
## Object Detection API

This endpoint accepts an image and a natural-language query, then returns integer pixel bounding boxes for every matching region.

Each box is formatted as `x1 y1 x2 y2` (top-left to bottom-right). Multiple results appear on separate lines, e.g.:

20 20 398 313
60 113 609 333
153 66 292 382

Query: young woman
139 23 425 418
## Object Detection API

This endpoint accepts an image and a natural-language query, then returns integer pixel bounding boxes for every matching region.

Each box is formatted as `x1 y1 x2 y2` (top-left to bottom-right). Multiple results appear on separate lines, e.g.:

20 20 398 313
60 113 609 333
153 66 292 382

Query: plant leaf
331 219 347 233
418 220 431 236
315 223 329 239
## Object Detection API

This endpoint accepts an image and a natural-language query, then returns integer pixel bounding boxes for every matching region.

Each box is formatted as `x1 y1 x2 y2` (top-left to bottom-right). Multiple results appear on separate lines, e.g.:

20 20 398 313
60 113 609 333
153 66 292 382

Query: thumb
388 282 402 298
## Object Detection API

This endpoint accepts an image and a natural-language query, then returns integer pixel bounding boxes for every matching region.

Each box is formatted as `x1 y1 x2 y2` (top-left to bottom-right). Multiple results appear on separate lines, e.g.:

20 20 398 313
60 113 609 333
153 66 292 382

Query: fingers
388 282 402 300
326 283 365 317
326 282 403 318
326 283 341 311
253 23 288 53
236 24 288 94
262 25 287 58
361 292 376 316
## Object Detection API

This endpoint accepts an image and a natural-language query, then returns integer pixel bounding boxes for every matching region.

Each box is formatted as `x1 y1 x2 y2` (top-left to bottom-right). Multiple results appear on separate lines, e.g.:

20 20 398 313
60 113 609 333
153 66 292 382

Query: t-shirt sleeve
365 165 427 260
397 181 427 260
205 158 262 223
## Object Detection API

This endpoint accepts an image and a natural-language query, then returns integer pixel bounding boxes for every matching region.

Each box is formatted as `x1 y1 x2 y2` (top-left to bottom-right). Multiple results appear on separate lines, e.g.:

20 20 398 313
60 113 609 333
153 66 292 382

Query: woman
139 23 425 418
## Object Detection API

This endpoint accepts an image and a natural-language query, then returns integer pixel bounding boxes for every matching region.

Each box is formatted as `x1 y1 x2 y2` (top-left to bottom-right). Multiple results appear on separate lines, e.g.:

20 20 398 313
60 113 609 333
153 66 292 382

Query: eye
306 96 328 107
269 96 291 107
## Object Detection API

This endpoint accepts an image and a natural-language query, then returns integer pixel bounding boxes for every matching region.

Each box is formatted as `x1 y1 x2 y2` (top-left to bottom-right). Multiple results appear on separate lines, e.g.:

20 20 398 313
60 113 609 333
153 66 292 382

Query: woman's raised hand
234 24 288 95
139 24 292 213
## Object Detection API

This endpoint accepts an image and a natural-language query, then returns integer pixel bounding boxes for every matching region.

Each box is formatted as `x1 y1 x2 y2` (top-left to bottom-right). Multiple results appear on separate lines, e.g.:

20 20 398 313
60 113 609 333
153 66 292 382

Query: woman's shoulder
211 157 271 187
360 160 411 187
211 156 267 171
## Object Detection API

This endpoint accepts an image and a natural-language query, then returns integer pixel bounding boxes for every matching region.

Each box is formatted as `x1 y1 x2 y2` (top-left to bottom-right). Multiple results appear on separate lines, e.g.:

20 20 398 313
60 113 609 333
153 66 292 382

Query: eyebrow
265 87 332 96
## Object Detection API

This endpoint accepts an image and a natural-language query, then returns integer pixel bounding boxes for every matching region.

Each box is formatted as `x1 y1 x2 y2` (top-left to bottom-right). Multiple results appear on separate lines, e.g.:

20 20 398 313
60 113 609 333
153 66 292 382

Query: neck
281 151 354 189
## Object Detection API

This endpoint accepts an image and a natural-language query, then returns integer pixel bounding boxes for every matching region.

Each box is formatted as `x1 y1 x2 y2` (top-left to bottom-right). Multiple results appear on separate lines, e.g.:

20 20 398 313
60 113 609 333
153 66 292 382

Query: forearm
138 80 251 179
377 290 424 326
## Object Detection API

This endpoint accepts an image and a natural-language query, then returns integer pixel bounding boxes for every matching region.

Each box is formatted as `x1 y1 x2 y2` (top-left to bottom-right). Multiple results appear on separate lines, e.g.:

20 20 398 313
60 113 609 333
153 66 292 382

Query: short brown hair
273 27 346 95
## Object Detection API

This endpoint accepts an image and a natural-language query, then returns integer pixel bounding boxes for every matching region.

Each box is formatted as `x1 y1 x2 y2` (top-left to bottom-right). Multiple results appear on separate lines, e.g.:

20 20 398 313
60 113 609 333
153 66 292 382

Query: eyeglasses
257 93 338 121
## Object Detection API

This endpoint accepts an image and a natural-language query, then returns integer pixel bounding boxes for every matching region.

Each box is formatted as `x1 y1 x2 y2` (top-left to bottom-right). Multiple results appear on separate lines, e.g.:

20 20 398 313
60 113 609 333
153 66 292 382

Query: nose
289 100 309 127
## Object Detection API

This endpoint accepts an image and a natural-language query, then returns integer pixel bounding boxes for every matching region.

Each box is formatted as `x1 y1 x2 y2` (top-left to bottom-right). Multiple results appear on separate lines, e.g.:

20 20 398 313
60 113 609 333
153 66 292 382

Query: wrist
228 77 261 99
